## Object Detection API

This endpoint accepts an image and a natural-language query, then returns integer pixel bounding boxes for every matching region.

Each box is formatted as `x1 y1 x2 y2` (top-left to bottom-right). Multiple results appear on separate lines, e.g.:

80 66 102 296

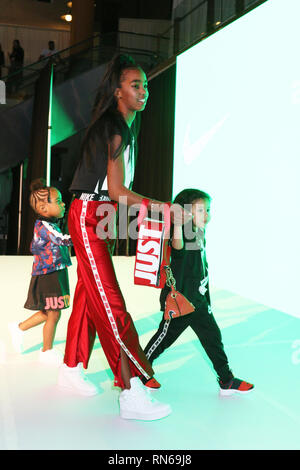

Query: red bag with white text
134 199 171 288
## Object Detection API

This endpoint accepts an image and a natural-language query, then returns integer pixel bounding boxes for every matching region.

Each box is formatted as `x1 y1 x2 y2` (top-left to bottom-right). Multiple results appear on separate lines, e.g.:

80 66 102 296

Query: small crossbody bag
163 265 195 320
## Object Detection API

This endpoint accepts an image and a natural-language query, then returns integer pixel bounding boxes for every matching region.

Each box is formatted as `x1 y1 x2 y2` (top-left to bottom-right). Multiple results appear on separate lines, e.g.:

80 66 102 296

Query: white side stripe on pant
80 201 150 380
146 319 171 360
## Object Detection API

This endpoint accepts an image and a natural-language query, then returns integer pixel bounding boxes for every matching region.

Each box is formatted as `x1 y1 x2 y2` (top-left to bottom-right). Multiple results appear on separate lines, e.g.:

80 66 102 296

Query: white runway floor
1 256 300 451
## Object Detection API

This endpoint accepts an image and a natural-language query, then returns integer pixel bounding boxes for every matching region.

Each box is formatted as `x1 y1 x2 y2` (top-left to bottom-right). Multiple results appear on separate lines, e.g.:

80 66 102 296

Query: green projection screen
173 0 300 317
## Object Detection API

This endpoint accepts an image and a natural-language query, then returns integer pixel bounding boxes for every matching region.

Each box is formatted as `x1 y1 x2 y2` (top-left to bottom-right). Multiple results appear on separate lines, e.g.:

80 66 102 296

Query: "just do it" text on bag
134 198 171 289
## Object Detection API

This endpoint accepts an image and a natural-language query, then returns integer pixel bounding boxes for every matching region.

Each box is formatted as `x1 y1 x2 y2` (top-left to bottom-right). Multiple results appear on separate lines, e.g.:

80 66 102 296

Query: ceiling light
61 13 72 22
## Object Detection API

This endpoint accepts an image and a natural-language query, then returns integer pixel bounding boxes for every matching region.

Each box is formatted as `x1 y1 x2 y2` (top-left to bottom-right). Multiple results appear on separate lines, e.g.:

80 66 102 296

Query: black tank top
70 133 135 201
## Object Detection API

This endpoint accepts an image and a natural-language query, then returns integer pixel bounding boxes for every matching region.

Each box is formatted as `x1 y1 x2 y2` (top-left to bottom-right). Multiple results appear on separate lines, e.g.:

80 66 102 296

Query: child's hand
170 203 193 226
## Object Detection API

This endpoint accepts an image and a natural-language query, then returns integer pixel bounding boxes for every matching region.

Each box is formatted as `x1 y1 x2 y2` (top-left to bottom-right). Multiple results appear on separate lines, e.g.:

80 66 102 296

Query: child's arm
172 224 184 251
42 221 73 247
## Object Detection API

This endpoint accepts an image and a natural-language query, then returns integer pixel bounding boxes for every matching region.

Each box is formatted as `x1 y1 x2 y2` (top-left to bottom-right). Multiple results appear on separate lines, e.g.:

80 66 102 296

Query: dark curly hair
173 188 211 207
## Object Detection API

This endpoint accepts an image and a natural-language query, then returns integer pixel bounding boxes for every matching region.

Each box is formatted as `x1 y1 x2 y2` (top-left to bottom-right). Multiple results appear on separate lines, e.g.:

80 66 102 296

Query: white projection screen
173 0 300 317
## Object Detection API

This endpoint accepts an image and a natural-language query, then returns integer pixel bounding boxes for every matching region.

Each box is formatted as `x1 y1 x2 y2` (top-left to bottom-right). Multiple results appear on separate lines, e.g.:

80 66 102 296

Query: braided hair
80 54 142 169
29 178 51 214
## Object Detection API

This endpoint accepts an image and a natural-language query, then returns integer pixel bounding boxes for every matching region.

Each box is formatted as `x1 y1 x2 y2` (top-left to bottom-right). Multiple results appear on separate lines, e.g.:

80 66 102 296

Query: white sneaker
57 362 99 396
119 377 172 421
39 348 63 365
8 322 24 353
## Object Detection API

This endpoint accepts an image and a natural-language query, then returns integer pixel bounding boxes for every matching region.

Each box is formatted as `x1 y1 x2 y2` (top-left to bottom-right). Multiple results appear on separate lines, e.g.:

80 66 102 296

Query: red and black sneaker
139 375 161 390
145 378 161 390
219 377 254 396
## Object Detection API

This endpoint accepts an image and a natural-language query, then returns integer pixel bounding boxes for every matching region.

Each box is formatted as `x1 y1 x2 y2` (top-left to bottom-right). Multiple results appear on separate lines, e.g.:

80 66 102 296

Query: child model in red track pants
58 54 188 421
63 198 153 387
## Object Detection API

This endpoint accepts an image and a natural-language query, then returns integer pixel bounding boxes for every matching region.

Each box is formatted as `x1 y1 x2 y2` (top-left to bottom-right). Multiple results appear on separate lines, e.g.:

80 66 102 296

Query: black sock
139 375 150 385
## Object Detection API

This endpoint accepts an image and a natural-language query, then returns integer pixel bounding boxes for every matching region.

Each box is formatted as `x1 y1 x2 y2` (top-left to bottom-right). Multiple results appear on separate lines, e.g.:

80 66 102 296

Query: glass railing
1 0 266 109
154 0 266 63
0 31 169 108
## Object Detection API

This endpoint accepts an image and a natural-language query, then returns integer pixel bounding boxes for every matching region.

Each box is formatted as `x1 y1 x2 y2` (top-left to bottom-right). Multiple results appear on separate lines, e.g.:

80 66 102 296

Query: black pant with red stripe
144 302 233 384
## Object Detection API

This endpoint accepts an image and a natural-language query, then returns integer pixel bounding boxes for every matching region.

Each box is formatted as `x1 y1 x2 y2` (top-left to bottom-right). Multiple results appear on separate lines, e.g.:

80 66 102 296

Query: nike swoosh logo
183 113 230 165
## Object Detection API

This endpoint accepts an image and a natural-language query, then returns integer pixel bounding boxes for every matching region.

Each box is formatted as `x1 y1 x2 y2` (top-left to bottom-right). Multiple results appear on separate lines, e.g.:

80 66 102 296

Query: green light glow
51 92 77 147
46 63 53 186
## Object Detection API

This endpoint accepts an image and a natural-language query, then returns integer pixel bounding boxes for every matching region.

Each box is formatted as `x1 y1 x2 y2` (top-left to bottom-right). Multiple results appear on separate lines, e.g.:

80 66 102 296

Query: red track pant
64 198 153 388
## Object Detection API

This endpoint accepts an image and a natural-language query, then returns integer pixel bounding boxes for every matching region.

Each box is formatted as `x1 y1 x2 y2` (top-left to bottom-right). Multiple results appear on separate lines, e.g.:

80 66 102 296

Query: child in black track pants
143 188 254 396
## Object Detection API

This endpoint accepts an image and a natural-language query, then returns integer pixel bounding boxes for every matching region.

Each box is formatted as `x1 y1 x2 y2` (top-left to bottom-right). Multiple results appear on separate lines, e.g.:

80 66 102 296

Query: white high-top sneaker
57 362 99 396
119 377 172 421
8 322 24 353
39 348 63 365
